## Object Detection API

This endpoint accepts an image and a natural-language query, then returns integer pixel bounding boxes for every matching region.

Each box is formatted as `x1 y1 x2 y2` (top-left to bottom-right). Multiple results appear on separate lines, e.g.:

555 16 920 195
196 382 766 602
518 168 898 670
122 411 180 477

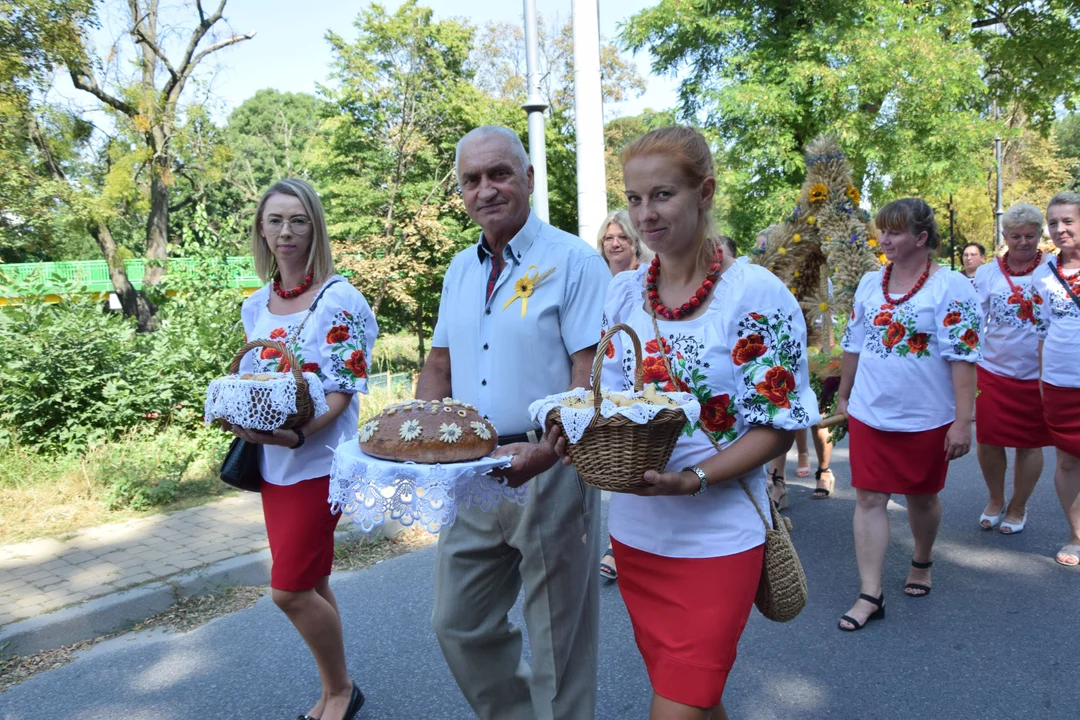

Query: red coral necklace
646 250 724 320
881 259 932 308
999 250 1042 277
273 271 314 299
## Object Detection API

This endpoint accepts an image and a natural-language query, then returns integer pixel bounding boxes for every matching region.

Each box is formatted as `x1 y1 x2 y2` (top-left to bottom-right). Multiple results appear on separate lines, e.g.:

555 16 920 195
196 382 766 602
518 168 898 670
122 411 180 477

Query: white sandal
999 512 1027 534
1056 544 1080 567
979 503 1006 530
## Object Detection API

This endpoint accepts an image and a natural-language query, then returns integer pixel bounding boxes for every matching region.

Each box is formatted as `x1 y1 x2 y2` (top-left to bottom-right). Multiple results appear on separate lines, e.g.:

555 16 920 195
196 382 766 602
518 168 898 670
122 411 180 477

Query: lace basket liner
204 373 330 432
528 387 700 444
329 438 524 534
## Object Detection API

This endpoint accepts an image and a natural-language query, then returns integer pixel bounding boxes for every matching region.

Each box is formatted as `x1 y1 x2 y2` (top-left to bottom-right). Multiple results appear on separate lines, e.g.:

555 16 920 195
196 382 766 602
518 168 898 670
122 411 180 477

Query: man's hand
543 423 575 466
631 469 701 496
943 420 971 461
490 441 559 488
231 425 300 448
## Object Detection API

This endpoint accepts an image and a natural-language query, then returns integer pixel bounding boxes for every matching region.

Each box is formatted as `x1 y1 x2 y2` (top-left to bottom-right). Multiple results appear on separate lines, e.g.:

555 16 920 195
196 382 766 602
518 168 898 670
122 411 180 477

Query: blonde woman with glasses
225 178 375 720
597 209 652 274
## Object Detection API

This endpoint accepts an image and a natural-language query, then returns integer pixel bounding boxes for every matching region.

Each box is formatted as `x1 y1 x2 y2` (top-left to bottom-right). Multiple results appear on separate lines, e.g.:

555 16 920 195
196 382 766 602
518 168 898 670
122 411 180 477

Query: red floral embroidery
749 312 766 321
906 333 929 354
873 311 893 327
301 362 320 373
645 337 672 355
700 394 736 433
1017 299 1035 323
732 334 768 365
269 327 287 340
943 311 962 327
755 366 795 409
661 374 691 393
344 350 367 378
961 328 979 349
642 355 670 384
260 346 282 360
883 322 906 348
602 331 614 359
277 359 291 373
326 325 350 344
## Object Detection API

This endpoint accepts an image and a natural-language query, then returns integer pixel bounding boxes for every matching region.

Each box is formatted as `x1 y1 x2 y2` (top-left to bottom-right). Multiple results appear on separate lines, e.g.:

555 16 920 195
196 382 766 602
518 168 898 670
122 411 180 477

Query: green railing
0 257 263 297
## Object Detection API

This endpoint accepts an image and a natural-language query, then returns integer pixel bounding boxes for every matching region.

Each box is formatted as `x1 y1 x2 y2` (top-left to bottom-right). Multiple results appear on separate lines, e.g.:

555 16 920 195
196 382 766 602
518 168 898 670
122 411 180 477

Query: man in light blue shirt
416 126 610 720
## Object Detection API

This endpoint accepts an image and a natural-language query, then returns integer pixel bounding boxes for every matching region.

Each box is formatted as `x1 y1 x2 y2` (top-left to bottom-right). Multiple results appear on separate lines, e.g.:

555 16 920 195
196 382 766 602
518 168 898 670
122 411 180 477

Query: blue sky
59 0 679 123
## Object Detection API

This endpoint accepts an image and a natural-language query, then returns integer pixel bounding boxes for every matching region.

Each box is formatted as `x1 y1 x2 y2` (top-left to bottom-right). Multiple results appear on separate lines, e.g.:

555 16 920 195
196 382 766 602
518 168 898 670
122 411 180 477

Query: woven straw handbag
650 313 808 622
544 322 688 492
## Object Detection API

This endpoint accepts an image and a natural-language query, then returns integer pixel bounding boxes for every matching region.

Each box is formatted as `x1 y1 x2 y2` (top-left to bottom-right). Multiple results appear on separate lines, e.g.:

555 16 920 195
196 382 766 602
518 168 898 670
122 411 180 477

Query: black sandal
838 593 885 632
768 468 788 510
812 467 834 499
905 559 933 597
599 547 617 580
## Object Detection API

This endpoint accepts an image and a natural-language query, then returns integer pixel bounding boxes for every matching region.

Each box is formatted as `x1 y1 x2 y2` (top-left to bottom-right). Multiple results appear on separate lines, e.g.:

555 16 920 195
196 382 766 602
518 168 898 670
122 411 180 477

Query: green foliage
1055 113 1080 192
95 430 194 511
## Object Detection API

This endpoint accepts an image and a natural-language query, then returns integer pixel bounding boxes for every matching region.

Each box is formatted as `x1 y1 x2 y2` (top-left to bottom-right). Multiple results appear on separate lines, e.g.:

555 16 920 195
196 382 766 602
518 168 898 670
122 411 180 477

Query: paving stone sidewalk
0 494 268 628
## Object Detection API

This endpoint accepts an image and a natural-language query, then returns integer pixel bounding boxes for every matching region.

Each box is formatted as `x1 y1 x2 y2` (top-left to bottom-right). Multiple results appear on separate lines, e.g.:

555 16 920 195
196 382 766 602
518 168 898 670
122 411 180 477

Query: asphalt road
3 440 1078 719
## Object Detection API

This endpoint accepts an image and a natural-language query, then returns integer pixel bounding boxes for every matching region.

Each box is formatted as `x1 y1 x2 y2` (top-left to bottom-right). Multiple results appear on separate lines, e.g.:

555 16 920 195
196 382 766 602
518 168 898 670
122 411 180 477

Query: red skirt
975 366 1050 448
1042 383 1080 458
261 475 341 591
848 416 951 495
611 537 763 709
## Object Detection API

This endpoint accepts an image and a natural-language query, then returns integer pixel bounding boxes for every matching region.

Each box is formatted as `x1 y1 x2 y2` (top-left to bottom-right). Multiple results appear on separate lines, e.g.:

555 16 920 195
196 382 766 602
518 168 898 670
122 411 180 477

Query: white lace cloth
528 387 701 444
329 439 523 534
203 372 330 431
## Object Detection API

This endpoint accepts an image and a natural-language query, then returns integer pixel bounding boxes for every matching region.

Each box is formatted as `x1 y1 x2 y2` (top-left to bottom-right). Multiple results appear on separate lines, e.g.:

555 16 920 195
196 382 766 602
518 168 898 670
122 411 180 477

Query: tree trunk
90 221 158 332
144 153 169 286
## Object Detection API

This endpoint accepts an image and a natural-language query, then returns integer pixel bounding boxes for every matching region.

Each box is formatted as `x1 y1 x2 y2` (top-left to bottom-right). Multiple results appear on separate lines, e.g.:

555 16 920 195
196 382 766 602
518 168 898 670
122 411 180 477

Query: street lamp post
522 0 549 222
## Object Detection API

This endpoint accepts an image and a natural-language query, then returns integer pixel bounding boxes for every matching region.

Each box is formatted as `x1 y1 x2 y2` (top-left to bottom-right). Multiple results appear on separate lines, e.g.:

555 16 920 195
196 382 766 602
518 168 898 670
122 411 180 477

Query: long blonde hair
620 125 719 265
596 209 651 268
251 178 335 283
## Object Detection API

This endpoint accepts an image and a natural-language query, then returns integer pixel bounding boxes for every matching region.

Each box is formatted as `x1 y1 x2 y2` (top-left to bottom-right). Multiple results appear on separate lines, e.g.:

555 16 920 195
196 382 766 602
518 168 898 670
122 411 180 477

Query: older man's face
962 246 984 271
457 136 534 240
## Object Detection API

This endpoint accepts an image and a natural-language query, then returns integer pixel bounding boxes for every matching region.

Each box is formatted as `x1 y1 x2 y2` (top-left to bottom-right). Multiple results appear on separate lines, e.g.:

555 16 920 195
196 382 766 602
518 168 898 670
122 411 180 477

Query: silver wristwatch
684 465 708 496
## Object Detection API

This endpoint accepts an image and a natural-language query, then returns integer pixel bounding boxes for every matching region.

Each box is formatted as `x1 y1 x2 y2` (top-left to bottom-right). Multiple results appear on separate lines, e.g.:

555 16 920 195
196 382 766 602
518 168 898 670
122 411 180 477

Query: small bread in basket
530 323 700 493
204 340 328 431
358 398 498 464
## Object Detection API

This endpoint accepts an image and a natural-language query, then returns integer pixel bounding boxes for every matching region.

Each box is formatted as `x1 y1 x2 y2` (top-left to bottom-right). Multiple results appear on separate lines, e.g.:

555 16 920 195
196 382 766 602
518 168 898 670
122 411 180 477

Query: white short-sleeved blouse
842 267 982 432
239 276 378 486
1031 259 1080 389
973 256 1050 381
599 258 820 559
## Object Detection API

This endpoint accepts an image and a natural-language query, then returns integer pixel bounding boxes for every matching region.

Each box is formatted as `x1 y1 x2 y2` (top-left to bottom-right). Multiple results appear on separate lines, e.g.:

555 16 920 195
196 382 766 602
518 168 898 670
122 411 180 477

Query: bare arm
944 361 975 460
834 351 860 417
569 345 597 391
415 347 452 401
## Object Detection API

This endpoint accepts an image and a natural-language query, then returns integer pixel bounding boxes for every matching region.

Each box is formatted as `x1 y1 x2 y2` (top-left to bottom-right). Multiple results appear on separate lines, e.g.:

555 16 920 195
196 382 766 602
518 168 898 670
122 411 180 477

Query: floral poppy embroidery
734 310 810 426
641 354 671 384
991 285 1047 331
699 393 737 435
269 327 287 340
941 299 981 357
325 308 371 389
301 362 320 373
645 337 673 355
601 330 615 359
344 349 367 379
260 346 282 360
326 325 350 344
904 333 930 357
883 321 906 348
942 311 962 327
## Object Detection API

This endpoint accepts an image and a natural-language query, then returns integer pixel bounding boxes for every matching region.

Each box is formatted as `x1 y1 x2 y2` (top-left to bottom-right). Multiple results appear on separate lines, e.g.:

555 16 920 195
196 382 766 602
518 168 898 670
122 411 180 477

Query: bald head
456 126 530 182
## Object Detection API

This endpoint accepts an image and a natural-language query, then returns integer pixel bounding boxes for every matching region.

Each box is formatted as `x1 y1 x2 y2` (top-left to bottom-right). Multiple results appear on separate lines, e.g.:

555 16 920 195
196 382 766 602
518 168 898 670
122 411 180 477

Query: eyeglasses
603 235 629 245
264 216 312 235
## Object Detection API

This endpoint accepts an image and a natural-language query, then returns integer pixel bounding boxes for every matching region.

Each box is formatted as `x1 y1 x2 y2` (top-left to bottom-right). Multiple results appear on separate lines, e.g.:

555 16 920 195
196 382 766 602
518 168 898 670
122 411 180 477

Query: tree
622 1 1011 241
313 0 486 363
604 108 677 210
52 0 255 330
1055 113 1080 192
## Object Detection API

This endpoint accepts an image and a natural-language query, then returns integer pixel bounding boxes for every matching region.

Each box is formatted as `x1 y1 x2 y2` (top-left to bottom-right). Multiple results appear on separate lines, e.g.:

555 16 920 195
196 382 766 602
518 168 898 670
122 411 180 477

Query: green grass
371 332 427 374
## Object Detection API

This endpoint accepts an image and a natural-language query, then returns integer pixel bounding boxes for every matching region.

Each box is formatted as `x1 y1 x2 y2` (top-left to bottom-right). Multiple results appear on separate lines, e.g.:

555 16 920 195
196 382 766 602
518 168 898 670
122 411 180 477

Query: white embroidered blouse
239 276 378 486
1031 259 1080 389
973 256 1050 381
599 258 820 559
841 267 982 432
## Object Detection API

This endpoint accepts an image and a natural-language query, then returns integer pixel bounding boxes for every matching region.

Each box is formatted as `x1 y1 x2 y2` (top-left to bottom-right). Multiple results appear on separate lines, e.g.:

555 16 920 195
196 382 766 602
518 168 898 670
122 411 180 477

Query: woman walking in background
972 203 1050 535
1031 192 1080 566
836 198 981 631
227 179 375 720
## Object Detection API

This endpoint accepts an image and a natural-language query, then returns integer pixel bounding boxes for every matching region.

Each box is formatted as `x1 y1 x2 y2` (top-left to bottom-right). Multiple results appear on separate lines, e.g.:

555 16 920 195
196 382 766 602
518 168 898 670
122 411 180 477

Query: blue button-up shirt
432 211 611 436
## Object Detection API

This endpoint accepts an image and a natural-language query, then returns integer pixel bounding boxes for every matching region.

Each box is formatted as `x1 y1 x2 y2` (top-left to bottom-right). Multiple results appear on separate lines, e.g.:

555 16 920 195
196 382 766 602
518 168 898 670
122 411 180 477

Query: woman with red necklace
1030 191 1080 567
972 204 1051 535
551 126 818 719
226 179 375 720
835 198 982 631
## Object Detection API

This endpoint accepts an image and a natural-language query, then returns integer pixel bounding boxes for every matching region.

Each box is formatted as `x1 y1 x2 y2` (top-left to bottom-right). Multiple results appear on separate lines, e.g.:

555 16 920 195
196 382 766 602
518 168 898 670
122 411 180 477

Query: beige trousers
432 460 601 720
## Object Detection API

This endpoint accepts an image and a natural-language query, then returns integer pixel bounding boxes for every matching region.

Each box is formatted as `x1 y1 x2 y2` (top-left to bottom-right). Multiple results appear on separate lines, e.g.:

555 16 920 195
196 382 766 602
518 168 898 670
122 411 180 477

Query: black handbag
217 279 343 493
220 436 262 492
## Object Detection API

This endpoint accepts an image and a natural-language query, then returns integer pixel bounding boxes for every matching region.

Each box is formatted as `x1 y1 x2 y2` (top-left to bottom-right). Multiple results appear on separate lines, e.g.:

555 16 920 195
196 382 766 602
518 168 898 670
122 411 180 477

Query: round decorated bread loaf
358 398 497 463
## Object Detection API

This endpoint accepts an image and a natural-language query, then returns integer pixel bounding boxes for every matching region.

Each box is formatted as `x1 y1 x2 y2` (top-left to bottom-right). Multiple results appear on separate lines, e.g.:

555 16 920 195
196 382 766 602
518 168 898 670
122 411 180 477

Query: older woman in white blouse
972 204 1051 535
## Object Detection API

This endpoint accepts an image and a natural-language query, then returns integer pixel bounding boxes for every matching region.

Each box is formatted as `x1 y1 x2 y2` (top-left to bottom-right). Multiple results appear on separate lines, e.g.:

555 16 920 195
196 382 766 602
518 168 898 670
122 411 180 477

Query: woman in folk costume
835 198 982 631
551 125 818 718
1030 191 1080 567
972 203 1051 535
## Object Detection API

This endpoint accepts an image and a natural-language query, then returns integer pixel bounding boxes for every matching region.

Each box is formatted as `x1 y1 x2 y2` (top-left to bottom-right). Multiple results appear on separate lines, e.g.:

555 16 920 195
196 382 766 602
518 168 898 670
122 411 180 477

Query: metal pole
571 0 607 243
994 135 1004 250
949 194 956 271
522 0 549 222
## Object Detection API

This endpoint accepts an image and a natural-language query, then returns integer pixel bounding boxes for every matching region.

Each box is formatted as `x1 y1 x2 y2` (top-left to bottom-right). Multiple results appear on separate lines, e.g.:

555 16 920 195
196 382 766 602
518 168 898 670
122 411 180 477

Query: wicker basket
226 340 314 430
545 323 688 492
